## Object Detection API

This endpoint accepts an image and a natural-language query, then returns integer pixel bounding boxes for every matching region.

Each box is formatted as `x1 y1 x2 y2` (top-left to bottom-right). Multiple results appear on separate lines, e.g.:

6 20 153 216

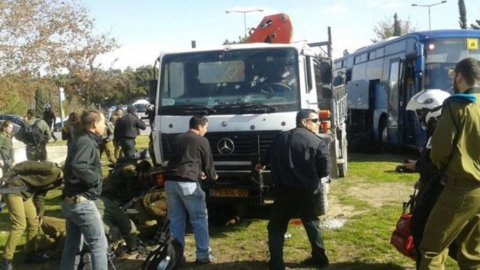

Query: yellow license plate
210 188 248 198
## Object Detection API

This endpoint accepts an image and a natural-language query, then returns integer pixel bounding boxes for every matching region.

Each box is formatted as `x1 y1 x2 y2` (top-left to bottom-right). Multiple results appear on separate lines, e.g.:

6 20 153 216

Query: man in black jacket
256 109 331 270
60 110 108 270
114 105 146 157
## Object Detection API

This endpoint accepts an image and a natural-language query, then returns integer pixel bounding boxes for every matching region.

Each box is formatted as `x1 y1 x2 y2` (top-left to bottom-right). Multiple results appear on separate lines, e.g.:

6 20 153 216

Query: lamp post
411 1 447 30
225 9 263 38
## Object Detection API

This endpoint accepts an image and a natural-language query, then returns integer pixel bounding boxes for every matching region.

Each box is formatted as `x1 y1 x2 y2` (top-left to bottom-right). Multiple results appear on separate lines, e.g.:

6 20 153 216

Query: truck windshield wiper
213 103 276 113
162 105 216 115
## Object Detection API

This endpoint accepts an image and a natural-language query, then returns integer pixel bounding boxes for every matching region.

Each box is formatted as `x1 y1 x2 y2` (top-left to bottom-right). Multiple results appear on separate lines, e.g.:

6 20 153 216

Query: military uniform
135 190 168 239
2 161 62 263
20 118 51 161
95 196 139 250
110 113 123 159
0 131 14 175
103 159 152 205
99 121 116 165
420 91 480 269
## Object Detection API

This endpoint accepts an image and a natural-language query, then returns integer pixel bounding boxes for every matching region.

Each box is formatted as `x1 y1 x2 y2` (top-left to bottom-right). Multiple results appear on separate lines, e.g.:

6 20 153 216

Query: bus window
425 38 480 92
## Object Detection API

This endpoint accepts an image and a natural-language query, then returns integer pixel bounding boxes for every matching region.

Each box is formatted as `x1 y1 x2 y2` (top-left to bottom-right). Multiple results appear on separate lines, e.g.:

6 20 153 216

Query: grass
0 139 460 269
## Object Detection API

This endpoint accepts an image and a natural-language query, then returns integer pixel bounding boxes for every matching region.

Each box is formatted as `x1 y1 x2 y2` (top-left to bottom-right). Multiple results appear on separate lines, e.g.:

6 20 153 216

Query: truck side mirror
319 59 332 84
148 80 157 104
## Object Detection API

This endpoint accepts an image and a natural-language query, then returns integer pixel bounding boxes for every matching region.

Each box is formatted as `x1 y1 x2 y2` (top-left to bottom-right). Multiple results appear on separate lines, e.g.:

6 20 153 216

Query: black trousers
119 138 136 158
267 187 326 270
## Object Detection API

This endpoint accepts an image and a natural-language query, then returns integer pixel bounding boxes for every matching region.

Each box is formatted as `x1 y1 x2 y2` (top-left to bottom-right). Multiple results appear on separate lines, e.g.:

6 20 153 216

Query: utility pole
411 1 447 30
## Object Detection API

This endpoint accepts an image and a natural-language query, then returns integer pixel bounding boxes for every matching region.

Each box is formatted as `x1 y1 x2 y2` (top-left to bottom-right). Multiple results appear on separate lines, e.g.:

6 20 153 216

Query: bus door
401 59 423 147
386 59 402 145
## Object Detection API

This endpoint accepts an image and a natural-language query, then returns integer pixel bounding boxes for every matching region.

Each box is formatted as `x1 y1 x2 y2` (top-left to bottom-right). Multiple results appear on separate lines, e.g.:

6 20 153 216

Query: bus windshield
425 38 480 92
159 48 300 115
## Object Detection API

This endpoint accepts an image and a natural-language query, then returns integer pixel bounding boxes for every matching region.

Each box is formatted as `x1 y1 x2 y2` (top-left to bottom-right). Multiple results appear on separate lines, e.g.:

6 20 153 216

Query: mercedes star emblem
217 138 235 155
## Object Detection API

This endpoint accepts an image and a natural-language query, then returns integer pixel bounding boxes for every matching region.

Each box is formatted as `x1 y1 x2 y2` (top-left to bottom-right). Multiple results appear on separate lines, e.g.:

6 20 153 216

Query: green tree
372 13 414 42
459 0 467 29
0 0 118 76
393 13 401 36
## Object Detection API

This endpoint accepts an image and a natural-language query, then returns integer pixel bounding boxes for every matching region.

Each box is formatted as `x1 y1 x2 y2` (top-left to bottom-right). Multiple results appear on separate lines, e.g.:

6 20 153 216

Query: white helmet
406 89 450 126
44 103 51 109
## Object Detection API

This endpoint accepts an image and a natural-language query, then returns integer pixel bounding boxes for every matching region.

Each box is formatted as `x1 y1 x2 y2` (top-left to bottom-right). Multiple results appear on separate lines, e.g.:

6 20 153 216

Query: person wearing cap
43 104 58 142
255 109 331 270
113 105 146 158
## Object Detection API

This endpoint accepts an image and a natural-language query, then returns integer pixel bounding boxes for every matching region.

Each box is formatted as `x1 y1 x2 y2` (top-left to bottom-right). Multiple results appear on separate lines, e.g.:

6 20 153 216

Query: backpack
142 220 183 270
2 161 63 196
23 119 45 145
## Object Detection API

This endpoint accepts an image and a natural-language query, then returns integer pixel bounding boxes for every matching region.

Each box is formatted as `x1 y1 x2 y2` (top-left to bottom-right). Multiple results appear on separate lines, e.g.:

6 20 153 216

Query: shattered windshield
159 48 300 115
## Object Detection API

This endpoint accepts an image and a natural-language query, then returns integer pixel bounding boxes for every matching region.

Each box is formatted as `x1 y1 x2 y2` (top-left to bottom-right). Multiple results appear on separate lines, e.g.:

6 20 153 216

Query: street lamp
411 1 447 30
225 9 264 38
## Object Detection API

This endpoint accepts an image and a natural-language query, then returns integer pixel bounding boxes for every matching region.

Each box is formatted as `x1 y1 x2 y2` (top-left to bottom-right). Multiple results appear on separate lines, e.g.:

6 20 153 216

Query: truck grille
161 131 281 162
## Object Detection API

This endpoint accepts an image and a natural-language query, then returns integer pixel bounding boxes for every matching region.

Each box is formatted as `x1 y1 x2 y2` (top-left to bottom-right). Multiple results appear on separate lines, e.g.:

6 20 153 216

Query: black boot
2 259 13 270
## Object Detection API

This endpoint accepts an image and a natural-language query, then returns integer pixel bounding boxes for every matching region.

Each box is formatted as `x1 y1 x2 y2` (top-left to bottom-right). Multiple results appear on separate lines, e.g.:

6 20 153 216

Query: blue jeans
165 181 209 260
60 199 108 270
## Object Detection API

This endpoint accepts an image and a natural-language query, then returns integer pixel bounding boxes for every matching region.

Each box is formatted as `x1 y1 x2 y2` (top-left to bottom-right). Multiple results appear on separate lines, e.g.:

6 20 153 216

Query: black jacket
63 131 103 200
262 127 330 194
166 131 217 182
114 113 146 140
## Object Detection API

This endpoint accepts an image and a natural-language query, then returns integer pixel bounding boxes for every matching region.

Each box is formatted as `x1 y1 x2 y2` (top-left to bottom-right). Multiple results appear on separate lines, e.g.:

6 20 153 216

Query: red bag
390 213 416 259
390 190 417 260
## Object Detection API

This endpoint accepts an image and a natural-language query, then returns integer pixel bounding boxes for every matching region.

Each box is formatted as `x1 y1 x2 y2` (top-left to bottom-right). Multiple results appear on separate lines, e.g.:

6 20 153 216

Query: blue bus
334 30 480 150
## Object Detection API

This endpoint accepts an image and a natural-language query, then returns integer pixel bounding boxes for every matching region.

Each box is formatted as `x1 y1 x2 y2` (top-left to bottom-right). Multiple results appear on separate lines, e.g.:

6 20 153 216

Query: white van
132 99 150 119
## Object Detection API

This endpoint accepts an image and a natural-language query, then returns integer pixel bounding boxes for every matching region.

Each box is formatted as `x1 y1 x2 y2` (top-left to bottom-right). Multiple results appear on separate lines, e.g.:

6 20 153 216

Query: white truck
150 14 347 206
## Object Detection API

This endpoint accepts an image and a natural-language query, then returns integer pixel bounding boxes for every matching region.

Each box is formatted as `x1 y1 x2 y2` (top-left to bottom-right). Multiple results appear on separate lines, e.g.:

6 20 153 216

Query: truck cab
150 40 347 205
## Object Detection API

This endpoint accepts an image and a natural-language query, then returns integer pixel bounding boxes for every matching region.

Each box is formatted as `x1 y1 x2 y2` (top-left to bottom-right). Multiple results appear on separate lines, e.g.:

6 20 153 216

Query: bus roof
336 29 480 61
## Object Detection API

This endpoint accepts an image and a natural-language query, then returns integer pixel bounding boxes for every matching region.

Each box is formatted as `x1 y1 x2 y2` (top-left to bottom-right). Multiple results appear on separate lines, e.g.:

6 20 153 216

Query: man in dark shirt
60 110 108 270
113 105 146 157
256 109 331 270
43 104 58 142
165 115 218 265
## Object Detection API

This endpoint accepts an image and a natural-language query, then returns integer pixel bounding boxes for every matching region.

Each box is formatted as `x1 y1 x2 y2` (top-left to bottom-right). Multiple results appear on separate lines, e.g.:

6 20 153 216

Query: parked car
53 116 69 132
0 114 24 128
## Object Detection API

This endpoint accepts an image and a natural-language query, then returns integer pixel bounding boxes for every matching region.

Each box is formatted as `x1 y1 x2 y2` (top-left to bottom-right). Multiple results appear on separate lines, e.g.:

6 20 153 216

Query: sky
80 0 480 70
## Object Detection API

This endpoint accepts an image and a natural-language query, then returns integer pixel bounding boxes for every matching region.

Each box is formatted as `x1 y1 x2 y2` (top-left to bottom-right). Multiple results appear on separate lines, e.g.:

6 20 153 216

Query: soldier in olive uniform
110 108 124 159
99 120 116 166
18 109 51 161
420 58 480 269
0 120 15 177
1 161 63 269
103 158 153 205
135 189 168 239
95 195 139 253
